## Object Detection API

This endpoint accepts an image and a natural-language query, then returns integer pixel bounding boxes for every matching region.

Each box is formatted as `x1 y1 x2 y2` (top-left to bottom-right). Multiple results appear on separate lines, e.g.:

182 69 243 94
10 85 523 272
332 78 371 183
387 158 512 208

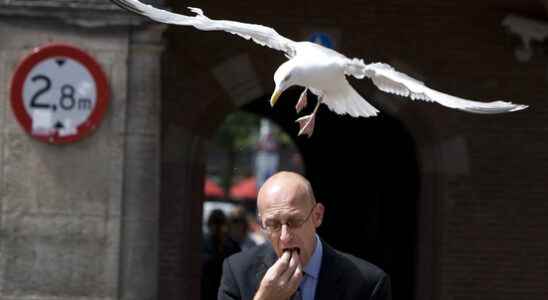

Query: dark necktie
292 271 307 300
291 288 303 300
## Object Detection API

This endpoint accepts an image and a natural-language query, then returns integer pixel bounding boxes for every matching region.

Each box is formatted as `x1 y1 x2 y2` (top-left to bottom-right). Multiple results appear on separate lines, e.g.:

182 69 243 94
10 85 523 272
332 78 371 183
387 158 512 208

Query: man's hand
253 250 303 300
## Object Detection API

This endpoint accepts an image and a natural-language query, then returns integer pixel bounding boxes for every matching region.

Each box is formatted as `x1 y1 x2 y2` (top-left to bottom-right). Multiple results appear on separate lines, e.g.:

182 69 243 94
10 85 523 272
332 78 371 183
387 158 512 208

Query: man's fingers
288 251 303 287
258 250 303 300
288 264 304 290
281 250 300 283
267 251 291 280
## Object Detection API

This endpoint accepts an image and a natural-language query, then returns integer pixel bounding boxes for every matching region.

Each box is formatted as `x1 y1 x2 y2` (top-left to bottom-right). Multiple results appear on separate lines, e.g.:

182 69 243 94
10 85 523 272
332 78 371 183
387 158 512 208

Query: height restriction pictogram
10 44 109 144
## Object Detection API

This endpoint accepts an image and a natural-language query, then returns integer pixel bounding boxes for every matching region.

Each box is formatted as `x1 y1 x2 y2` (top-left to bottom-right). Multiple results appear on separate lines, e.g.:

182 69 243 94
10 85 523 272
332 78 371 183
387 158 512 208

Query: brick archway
157 6 444 299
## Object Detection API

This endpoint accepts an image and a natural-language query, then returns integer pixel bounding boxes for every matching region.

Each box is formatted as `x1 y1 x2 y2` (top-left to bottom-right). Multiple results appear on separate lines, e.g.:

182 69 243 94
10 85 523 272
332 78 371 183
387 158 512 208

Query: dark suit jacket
218 240 392 300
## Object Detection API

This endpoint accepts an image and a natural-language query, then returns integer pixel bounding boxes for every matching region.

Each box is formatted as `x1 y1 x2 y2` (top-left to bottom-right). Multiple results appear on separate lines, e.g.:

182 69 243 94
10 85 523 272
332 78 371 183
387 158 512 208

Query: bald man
218 171 392 300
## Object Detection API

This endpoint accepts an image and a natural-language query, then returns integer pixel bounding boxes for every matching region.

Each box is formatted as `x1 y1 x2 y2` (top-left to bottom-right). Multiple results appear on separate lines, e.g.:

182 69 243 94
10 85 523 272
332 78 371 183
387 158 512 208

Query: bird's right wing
345 59 528 114
111 0 297 58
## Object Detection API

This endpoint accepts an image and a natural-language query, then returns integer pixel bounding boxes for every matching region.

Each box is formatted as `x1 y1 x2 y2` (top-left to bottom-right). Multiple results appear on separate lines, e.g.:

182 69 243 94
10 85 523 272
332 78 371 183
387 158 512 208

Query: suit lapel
255 244 277 286
315 242 343 300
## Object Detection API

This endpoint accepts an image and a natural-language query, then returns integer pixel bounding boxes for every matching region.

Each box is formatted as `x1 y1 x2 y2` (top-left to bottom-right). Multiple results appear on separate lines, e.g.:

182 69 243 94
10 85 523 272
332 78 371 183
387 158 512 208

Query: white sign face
10 44 109 144
22 58 97 136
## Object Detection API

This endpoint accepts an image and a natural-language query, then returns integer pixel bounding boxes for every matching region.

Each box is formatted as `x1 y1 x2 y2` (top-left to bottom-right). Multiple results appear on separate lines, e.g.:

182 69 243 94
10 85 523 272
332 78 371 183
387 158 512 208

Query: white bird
112 0 528 137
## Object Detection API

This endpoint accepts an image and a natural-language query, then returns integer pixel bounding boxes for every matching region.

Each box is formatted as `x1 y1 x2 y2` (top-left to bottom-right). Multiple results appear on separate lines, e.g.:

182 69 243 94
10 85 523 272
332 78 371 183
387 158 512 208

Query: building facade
1 0 547 300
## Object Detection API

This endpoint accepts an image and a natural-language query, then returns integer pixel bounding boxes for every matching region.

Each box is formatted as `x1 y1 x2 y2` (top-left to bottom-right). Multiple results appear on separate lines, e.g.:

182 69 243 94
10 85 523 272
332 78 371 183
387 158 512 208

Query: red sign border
10 44 109 144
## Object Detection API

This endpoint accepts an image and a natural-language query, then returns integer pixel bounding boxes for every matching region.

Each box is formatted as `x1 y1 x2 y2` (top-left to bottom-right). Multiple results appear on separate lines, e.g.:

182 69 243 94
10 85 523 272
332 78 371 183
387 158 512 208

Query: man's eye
286 219 301 228
265 221 281 229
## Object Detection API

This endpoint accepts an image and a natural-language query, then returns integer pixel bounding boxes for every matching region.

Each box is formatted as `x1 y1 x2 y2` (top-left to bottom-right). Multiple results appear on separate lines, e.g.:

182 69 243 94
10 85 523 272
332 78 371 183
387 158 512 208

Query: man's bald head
257 171 316 213
256 171 324 265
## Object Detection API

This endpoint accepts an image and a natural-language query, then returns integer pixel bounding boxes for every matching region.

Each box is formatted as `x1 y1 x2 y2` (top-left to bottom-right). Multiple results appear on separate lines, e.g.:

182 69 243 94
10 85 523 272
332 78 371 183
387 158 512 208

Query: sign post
10 44 109 144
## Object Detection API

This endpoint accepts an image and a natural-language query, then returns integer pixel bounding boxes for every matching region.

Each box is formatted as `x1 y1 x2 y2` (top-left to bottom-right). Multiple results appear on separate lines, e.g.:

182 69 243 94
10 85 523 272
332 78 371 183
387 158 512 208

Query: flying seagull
112 0 528 137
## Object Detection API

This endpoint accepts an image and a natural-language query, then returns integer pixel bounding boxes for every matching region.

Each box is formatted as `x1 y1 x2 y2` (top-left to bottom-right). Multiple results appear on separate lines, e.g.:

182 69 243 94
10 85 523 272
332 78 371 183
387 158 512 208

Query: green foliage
215 111 261 151
211 110 299 195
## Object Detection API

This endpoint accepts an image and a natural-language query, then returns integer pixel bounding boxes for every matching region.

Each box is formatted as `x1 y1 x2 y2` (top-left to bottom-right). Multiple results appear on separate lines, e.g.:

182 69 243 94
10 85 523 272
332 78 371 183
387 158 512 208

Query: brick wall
160 0 548 299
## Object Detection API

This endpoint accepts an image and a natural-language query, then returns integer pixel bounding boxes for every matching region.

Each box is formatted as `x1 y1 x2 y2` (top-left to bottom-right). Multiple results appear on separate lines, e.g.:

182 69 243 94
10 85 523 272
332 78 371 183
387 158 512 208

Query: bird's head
271 61 297 107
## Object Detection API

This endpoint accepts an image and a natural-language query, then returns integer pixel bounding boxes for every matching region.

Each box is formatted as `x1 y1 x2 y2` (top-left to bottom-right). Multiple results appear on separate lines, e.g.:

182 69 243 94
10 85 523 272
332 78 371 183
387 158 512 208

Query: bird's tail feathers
322 81 380 118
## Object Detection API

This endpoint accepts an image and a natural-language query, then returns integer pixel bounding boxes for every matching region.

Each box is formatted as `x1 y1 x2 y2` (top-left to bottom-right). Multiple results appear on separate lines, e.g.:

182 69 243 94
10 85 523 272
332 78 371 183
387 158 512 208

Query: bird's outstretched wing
111 0 297 58
345 59 528 114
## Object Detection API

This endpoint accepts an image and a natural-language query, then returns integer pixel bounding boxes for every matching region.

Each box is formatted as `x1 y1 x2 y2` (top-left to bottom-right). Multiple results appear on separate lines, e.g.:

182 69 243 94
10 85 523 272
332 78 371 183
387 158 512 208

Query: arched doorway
158 24 421 299
201 110 305 300
242 88 419 300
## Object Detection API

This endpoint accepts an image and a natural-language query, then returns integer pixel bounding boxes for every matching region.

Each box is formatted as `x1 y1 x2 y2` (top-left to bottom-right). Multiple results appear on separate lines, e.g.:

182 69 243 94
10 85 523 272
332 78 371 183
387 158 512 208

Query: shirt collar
303 234 323 279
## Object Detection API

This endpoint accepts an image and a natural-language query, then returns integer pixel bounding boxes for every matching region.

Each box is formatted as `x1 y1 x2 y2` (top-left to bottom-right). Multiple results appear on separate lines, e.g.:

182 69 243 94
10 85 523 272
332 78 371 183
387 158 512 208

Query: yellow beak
270 89 282 107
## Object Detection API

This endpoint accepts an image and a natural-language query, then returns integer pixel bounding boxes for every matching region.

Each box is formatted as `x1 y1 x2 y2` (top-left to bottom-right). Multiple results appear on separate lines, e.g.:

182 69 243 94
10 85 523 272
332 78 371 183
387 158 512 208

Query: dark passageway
243 88 419 300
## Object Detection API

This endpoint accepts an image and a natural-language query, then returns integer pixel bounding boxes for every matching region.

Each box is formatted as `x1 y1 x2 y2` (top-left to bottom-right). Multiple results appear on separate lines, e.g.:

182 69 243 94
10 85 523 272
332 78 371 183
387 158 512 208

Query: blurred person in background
201 209 240 300
228 206 258 251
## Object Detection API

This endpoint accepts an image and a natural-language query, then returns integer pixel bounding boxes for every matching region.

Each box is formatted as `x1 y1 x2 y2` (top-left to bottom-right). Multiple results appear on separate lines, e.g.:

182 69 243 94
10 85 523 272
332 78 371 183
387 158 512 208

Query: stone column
157 47 213 300
0 19 129 300
158 126 206 300
0 3 166 300
118 25 165 300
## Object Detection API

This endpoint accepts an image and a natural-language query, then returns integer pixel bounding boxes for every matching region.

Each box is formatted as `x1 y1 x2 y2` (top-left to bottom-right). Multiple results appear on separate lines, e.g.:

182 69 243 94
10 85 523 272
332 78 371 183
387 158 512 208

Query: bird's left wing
345 60 528 114
112 0 297 57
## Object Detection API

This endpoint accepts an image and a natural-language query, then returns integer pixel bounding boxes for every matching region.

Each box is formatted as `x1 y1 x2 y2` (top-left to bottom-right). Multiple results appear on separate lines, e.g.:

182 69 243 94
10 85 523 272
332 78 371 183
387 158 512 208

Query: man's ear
313 203 325 228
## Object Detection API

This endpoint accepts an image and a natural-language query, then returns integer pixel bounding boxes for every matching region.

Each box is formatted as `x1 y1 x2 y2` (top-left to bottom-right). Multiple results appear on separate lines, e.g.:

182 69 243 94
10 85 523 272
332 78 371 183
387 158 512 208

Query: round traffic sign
10 44 109 144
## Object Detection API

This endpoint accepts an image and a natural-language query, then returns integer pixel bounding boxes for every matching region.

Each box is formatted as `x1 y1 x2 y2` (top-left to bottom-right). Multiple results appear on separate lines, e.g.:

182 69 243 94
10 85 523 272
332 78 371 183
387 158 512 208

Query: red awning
204 178 225 198
229 176 258 200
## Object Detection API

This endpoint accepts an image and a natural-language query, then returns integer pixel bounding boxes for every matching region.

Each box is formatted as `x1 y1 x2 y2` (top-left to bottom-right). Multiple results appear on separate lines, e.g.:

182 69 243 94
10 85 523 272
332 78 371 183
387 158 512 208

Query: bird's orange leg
296 96 321 137
295 88 308 113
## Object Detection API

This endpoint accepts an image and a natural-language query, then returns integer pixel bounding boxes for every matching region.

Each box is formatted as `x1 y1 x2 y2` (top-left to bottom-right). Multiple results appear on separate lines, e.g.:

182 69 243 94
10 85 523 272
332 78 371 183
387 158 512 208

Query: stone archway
157 13 446 300
242 88 421 300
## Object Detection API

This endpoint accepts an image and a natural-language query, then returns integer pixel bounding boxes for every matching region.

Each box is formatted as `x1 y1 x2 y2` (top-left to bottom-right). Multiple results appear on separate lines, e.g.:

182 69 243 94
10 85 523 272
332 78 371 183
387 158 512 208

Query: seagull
112 0 528 137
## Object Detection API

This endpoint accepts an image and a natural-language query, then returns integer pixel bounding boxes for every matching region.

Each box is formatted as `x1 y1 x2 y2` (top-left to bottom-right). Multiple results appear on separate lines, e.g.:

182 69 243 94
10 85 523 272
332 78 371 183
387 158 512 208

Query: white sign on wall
10 44 109 144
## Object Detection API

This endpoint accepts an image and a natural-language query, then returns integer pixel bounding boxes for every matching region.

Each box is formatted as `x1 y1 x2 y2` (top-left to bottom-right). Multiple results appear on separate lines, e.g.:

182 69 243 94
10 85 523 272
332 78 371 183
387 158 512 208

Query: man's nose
280 224 293 242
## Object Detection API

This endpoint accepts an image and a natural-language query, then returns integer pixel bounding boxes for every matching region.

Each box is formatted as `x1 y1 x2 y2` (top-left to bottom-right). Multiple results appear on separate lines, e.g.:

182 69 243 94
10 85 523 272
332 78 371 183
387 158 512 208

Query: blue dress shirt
300 234 323 300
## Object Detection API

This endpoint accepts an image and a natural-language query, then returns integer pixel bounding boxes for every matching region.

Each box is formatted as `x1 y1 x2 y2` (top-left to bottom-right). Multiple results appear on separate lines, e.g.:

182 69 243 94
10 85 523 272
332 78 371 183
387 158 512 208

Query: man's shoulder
225 243 272 268
329 246 387 280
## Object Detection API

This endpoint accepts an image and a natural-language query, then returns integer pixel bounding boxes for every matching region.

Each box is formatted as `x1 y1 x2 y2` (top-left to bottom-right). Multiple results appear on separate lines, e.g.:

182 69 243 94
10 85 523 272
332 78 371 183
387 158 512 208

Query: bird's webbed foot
296 113 316 137
296 94 323 138
295 88 308 113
